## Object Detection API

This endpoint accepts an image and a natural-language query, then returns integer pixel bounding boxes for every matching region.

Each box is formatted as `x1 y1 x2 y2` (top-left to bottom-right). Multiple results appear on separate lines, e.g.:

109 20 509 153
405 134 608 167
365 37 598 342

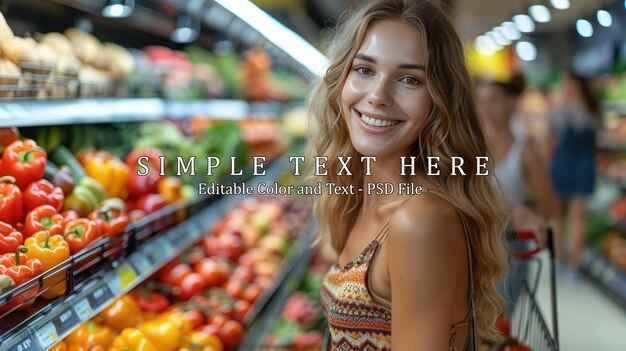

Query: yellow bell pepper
66 321 115 348
109 328 157 351
138 319 181 351
157 309 193 334
158 177 183 204
181 331 223 351
24 231 70 298
79 151 130 199
100 295 144 332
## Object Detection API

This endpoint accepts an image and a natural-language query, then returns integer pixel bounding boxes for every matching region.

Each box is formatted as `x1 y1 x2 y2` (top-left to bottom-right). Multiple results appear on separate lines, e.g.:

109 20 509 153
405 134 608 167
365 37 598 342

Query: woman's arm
388 194 468 351
522 142 558 218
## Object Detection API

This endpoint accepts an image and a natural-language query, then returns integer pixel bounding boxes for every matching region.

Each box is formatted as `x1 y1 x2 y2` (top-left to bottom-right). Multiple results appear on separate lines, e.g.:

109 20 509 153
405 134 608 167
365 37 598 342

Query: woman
549 71 598 281
478 76 556 312
307 1 510 350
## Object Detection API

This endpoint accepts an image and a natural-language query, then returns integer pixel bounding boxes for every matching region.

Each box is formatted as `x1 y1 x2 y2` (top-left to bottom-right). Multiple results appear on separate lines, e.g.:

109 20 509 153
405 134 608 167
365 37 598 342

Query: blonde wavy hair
306 0 510 341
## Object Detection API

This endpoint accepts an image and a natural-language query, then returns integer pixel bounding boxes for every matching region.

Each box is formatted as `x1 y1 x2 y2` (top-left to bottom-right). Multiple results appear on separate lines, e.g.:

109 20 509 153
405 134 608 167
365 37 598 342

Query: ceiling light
550 0 570 10
529 5 551 23
102 0 134 18
501 21 522 40
597 10 612 27
488 30 511 46
475 35 500 56
513 14 535 33
515 41 537 61
214 0 329 77
171 13 200 43
576 19 593 37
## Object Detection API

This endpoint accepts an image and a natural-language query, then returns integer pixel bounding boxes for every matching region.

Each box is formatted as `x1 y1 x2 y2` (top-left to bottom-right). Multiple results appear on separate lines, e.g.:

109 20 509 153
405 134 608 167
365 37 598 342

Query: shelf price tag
129 252 152 275
73 298 94 322
152 236 175 264
34 322 58 350
3 330 39 351
106 263 138 295
51 307 80 338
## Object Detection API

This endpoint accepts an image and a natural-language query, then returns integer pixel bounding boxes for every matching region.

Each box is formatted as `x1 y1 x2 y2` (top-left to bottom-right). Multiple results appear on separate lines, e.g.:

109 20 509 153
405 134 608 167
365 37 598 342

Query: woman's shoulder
388 191 465 247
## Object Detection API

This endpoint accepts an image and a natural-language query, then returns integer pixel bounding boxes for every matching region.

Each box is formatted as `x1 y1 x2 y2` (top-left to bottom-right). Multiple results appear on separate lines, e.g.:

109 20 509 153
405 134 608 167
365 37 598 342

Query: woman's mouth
356 110 401 128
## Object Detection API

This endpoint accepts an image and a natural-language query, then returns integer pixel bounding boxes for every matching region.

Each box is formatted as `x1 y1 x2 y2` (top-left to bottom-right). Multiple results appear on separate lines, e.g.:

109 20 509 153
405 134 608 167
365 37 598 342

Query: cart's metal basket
509 228 560 351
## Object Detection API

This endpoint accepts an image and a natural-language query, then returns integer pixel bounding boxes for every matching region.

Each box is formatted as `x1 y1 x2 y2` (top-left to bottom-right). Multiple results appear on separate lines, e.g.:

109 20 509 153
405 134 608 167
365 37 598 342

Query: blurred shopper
548 71 599 282
478 74 556 313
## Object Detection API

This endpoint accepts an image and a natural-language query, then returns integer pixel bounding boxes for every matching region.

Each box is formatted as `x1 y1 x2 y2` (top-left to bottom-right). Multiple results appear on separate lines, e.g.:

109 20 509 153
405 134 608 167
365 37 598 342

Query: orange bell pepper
109 328 157 351
100 295 144 332
66 321 115 348
181 331 223 351
157 177 182 204
0 245 44 311
49 341 67 351
67 346 105 351
62 218 101 255
79 152 130 199
24 231 70 298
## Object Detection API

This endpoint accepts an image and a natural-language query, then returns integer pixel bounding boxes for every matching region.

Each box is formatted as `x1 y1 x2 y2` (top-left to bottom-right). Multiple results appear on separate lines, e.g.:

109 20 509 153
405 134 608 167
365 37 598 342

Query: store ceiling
453 0 607 41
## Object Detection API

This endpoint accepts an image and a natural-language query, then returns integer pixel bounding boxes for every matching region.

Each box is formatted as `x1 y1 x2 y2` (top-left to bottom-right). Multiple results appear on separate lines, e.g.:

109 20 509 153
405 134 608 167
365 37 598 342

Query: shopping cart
508 227 560 351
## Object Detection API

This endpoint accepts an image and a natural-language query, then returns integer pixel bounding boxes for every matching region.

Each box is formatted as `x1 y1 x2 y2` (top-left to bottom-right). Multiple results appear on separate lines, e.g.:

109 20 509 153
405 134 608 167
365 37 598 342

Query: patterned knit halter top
320 199 475 351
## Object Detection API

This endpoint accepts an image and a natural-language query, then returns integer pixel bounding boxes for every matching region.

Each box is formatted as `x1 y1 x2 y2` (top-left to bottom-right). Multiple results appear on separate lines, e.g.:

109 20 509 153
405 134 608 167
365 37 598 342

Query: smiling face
341 18 431 160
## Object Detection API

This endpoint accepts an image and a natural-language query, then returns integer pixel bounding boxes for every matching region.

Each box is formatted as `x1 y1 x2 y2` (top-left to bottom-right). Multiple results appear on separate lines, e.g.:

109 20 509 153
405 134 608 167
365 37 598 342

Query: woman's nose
367 77 392 107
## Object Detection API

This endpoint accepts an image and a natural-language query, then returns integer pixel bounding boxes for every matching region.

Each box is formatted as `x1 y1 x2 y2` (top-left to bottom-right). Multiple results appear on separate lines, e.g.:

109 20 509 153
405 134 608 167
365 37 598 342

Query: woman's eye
400 76 420 86
355 66 373 75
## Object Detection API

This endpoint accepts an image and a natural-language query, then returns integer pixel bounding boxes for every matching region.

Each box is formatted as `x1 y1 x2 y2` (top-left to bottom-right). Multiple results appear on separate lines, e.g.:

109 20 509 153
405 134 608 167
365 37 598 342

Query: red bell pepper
62 219 101 255
1 139 46 190
0 245 44 311
23 179 64 213
126 148 164 199
0 176 23 226
23 205 64 238
88 206 130 237
0 221 23 255
135 194 167 214
131 288 170 313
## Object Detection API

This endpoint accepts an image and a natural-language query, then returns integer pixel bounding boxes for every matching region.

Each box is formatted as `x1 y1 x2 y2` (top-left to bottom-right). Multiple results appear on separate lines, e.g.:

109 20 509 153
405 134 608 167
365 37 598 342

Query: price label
129 252 152 275
73 298 93 321
52 307 80 337
3 331 39 351
87 283 114 310
152 236 174 263
34 322 58 349
117 263 138 290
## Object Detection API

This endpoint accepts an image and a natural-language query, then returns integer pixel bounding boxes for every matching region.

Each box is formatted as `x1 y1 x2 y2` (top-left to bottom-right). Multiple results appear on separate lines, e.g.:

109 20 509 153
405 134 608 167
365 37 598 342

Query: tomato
160 262 192 286
203 233 244 262
232 265 254 284
496 314 511 336
224 279 247 300
178 273 208 301
183 309 206 329
194 257 230 287
181 246 207 265
199 324 220 337
218 320 243 347
230 299 251 322
243 283 262 303
207 314 230 329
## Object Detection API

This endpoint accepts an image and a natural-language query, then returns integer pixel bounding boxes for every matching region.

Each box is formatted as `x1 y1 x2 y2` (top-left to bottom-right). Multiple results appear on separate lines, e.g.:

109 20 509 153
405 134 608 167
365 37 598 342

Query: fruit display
52 194 312 351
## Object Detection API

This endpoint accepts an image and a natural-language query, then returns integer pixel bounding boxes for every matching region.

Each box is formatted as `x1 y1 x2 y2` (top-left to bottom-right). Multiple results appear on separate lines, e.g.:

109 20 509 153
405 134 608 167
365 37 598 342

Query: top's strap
375 195 413 243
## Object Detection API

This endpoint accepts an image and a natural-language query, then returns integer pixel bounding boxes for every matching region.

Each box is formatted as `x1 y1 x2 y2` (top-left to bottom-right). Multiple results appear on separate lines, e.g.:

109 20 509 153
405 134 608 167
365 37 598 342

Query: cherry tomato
160 262 192 286
184 309 206 329
224 279 247 300
207 314 229 329
232 265 254 284
193 257 230 287
243 283 262 303
178 273 207 301
218 320 243 348
230 299 252 322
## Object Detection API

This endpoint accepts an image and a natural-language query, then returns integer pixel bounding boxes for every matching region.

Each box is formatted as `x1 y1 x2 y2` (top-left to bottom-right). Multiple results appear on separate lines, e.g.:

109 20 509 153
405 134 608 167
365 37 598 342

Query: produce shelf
580 247 626 311
0 156 294 351
236 236 315 351
0 99 289 127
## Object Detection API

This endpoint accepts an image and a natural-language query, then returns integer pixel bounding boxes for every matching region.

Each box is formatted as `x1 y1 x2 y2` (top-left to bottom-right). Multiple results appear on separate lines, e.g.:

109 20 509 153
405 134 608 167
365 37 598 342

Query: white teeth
359 113 400 127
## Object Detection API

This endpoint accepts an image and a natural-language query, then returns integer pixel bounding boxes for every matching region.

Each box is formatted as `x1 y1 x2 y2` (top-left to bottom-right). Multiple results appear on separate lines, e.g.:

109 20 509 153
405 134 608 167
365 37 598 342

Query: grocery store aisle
532 251 626 351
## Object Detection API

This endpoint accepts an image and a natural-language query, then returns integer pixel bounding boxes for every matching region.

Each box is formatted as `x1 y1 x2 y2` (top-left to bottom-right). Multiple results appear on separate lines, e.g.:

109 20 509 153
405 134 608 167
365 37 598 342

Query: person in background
548 71 599 282
478 74 556 314
308 1 510 349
